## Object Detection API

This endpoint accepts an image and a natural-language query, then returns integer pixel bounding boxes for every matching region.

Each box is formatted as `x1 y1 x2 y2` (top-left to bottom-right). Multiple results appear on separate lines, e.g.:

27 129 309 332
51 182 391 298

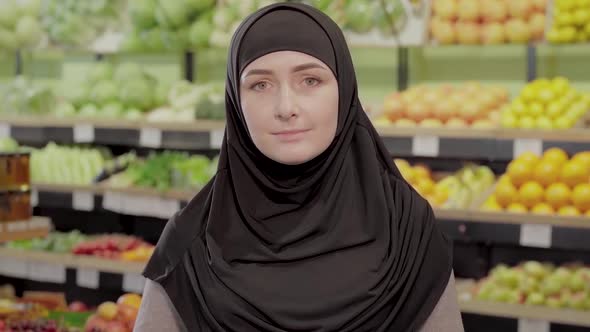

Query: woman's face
240 51 339 165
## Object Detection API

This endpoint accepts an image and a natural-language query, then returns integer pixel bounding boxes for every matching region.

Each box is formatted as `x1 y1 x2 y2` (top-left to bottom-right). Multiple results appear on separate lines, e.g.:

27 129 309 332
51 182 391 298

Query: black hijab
143 3 452 331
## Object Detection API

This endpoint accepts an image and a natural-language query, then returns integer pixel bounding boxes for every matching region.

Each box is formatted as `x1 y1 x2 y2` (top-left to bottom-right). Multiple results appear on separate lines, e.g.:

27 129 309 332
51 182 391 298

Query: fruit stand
1 0 590 331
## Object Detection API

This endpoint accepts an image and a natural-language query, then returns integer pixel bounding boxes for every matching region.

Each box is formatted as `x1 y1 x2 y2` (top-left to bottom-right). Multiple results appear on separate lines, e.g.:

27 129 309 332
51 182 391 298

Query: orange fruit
518 181 545 208
517 152 540 166
415 178 435 196
542 148 569 166
572 151 590 169
531 203 555 215
507 202 528 214
572 184 590 212
532 161 560 188
507 160 533 187
413 164 432 179
558 205 581 216
495 181 519 208
545 183 572 209
560 160 589 188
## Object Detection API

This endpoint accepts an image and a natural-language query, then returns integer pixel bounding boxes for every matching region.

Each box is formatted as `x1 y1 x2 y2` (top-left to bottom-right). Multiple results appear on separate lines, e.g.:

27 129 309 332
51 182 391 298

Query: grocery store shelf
33 183 192 219
0 247 144 275
3 116 590 158
0 217 51 242
456 279 590 329
436 209 590 250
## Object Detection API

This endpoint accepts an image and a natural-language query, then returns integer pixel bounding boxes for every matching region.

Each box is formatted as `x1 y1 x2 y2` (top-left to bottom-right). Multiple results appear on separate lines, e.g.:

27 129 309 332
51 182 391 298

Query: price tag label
28 263 66 283
102 191 122 213
6 221 27 232
518 319 549 332
121 195 180 219
412 135 439 157
73 191 94 211
73 124 95 143
139 128 162 148
520 224 552 248
76 268 99 289
0 123 11 138
123 273 145 294
209 129 224 149
31 189 38 207
513 138 542 159
28 218 50 230
0 258 28 278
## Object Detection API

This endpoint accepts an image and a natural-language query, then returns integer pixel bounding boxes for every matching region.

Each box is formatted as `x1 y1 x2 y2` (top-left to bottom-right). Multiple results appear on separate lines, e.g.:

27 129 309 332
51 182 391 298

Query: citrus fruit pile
377 82 508 129
394 159 449 207
483 148 590 216
501 77 590 129
547 0 590 44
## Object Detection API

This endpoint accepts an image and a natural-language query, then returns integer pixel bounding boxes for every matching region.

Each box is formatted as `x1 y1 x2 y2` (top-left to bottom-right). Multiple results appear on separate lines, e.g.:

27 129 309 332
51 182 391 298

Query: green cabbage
119 78 154 110
90 81 118 105
87 62 114 83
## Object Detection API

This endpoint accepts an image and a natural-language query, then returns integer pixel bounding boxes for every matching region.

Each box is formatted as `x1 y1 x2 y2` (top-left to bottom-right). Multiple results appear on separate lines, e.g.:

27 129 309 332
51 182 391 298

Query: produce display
41 0 124 48
436 164 496 209
501 77 590 129
377 83 508 128
430 0 547 45
483 149 590 216
110 151 217 192
5 231 87 254
307 0 407 37
122 0 216 52
0 77 56 116
394 159 494 208
72 235 153 262
472 261 590 310
83 294 141 332
30 143 109 185
547 0 590 44
0 318 76 332
0 0 44 52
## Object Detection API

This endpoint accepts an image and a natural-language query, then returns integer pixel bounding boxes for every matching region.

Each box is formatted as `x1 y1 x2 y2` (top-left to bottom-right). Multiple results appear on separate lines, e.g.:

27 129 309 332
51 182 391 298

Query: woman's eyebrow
292 63 327 72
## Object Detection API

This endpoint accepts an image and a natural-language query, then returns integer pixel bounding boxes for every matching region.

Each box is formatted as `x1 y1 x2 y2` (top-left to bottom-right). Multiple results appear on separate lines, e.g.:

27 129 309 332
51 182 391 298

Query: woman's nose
275 85 299 120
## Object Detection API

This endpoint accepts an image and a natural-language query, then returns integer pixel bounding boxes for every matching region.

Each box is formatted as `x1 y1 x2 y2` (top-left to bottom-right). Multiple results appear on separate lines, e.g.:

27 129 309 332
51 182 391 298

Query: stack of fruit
5 231 88 254
430 0 547 45
84 294 141 332
436 164 496 209
72 235 154 262
394 159 448 207
483 149 590 216
377 82 508 128
501 77 590 129
547 0 590 44
473 261 590 310
0 0 44 52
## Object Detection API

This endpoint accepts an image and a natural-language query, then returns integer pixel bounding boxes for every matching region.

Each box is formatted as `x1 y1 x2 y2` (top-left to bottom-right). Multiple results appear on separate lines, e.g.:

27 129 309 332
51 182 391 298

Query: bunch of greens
41 0 125 47
5 230 88 253
0 76 56 115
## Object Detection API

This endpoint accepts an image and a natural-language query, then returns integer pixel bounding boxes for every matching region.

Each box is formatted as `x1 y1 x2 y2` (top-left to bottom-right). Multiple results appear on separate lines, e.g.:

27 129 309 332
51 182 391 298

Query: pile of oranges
394 159 449 207
483 148 590 216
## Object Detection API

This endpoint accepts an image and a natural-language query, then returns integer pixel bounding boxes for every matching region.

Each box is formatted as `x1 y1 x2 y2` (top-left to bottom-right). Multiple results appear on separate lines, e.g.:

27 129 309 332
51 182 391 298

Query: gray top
134 272 464 332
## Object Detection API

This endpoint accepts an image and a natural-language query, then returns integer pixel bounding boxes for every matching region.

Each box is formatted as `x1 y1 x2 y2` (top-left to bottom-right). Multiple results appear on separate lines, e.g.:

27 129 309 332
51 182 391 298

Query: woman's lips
272 129 311 142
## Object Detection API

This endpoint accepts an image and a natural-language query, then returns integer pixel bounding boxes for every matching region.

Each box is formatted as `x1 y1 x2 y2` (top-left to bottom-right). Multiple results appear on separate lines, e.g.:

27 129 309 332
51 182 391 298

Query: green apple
521 84 537 102
529 102 545 117
511 98 528 116
568 273 586 292
546 101 566 119
554 116 574 129
537 88 556 105
536 116 553 130
541 277 563 296
518 116 536 129
525 292 545 305
501 111 518 128
551 77 570 97
491 288 512 302
567 292 586 310
546 295 564 308
519 276 540 294
523 261 548 279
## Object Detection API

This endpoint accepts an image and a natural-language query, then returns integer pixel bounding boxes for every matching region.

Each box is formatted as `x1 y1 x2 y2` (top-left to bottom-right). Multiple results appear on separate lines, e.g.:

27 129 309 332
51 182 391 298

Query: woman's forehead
241 51 331 79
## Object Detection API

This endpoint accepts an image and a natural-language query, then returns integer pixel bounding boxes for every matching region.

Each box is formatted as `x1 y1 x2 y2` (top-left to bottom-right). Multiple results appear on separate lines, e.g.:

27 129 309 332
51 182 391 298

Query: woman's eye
304 78 320 86
252 82 269 91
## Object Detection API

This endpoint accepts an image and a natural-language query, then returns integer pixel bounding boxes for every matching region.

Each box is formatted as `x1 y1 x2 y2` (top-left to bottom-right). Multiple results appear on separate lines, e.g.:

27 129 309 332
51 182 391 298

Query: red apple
85 314 109 332
459 99 482 122
118 304 139 331
456 22 481 44
457 0 480 21
482 0 508 23
433 99 458 121
69 301 89 312
528 13 546 41
406 102 431 122
106 321 129 332
382 92 406 121
433 0 457 20
432 20 456 44
505 19 531 43
481 23 506 44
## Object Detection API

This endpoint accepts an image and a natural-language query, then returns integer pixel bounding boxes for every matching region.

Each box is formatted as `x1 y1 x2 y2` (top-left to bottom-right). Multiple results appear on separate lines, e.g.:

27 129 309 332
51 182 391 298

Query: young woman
135 3 463 331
